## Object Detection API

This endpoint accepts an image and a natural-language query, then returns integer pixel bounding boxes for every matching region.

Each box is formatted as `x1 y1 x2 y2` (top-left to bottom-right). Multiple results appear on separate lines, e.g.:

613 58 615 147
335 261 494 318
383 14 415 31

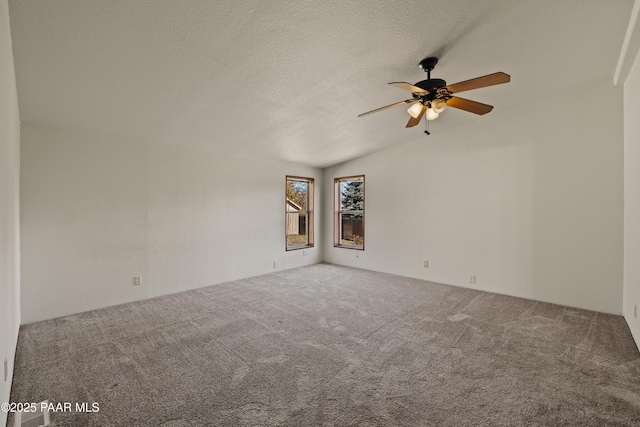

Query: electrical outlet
273 261 277 268
635 304 637 319
4 357 7 382
302 250 307 256
423 261 429 268
133 276 142 286
468 274 476 284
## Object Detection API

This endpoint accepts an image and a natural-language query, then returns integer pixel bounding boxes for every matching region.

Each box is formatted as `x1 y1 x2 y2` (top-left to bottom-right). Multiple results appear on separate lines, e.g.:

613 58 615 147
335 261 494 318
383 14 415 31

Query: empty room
2 0 640 426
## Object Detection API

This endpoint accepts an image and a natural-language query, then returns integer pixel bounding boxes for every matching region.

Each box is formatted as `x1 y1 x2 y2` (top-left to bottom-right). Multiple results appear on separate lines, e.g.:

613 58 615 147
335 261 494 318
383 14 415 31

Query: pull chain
424 107 430 135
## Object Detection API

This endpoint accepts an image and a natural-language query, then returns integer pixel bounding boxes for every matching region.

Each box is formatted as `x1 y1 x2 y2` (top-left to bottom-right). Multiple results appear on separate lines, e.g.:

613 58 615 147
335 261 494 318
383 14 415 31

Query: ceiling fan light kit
432 98 446 113
425 107 440 121
358 56 510 134
407 102 424 118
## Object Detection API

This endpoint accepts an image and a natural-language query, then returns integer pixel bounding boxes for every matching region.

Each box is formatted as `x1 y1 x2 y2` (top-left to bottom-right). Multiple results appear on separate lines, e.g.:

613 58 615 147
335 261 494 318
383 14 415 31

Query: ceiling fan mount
358 56 510 130
418 56 439 73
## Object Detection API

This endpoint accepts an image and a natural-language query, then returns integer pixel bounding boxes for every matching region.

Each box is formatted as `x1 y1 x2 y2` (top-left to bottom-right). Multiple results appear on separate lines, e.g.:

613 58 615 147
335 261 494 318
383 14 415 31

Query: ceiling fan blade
389 82 428 93
446 96 494 115
358 99 416 117
444 72 510 94
406 105 426 127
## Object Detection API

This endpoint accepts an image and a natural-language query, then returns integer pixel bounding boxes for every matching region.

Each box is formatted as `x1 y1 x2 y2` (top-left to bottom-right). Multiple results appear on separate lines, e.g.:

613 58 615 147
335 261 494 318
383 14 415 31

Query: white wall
20 124 322 323
324 79 624 314
0 0 21 424
624 49 640 344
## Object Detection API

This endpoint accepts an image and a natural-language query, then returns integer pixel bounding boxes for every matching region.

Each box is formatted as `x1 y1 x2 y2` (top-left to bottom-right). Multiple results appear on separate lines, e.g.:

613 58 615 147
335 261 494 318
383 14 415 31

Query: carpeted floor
8 263 640 426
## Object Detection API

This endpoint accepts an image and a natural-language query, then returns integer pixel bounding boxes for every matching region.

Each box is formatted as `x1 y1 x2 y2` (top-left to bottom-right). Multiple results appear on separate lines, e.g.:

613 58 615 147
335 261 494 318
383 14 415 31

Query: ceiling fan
358 57 510 131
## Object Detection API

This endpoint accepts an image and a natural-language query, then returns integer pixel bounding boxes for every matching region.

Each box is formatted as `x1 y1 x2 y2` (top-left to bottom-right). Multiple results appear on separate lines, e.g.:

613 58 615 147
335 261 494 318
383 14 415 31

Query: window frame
285 175 314 251
334 175 365 250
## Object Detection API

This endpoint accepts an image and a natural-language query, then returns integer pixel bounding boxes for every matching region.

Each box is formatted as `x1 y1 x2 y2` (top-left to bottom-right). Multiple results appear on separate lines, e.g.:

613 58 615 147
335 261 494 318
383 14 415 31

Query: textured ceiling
8 0 634 167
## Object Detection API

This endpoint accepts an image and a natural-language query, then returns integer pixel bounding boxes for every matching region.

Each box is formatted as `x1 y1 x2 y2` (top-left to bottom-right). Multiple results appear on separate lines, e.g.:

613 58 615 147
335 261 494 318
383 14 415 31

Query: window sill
334 244 364 251
286 244 314 252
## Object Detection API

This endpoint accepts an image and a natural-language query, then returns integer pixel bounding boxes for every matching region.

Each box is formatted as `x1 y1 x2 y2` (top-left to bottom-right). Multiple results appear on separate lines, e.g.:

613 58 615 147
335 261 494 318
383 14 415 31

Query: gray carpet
8 263 640 426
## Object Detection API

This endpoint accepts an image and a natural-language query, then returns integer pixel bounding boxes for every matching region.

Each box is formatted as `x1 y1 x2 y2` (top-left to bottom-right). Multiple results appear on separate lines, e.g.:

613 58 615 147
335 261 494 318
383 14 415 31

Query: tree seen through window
335 176 364 249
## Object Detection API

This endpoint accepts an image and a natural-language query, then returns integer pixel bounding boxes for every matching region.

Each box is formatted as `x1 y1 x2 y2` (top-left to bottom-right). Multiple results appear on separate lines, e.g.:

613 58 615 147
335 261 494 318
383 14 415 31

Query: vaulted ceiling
8 0 634 167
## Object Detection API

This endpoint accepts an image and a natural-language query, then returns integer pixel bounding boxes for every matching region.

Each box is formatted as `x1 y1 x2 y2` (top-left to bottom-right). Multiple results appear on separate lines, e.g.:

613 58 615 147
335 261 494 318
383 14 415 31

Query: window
334 175 364 249
286 176 314 250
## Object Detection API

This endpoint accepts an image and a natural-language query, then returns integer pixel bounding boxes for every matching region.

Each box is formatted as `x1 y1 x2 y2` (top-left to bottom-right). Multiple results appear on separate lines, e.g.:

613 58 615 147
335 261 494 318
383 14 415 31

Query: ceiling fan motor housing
415 78 447 95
